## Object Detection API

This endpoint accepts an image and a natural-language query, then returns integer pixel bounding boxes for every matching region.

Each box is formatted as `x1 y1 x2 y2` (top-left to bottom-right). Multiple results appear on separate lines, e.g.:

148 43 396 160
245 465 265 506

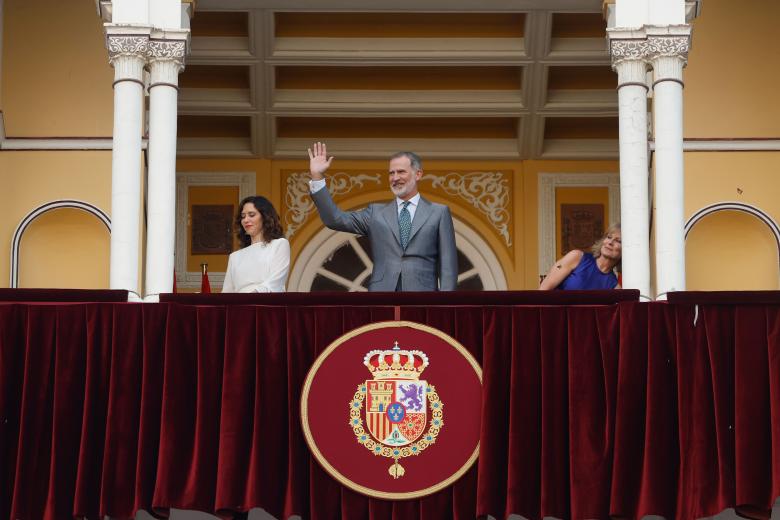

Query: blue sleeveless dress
557 252 618 290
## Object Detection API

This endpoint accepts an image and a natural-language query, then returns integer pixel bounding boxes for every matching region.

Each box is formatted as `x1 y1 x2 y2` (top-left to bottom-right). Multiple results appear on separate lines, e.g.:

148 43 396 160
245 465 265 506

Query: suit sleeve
311 186 372 236
438 206 458 291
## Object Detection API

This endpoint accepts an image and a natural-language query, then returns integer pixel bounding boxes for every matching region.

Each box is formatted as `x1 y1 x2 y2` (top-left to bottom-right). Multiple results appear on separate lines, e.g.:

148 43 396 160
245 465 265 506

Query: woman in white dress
222 196 290 293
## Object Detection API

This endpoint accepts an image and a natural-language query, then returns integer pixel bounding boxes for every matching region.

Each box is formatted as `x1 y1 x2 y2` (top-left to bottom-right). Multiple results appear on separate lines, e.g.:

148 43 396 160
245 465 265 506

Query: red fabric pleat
0 300 778 520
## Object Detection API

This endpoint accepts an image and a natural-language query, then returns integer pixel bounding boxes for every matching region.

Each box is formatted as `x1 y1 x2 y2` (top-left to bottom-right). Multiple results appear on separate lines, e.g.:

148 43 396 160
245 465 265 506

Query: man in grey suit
307 142 457 291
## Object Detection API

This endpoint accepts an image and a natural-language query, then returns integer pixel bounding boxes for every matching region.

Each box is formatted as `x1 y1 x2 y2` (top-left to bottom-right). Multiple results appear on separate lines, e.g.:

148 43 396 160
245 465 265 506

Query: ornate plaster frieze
422 171 511 246
148 40 187 63
609 39 649 66
646 36 690 62
107 35 149 63
284 171 382 238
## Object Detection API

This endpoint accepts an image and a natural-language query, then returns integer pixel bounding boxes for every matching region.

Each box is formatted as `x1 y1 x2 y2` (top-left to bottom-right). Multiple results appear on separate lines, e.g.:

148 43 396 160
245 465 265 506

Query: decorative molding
609 39 649 65
283 171 382 238
537 172 620 276
646 35 690 61
11 200 111 288
107 35 149 63
659 139 780 152
174 172 256 289
148 39 187 66
609 32 691 69
421 171 511 246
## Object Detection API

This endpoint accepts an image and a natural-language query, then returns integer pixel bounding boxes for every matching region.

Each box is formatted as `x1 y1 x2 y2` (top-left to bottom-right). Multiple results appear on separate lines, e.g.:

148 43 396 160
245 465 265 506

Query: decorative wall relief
422 172 511 246
560 203 605 254
191 204 234 255
284 171 382 238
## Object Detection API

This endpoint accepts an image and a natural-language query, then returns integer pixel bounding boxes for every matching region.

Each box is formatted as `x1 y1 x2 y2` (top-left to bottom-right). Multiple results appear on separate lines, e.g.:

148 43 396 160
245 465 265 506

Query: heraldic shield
349 341 445 479
365 378 427 446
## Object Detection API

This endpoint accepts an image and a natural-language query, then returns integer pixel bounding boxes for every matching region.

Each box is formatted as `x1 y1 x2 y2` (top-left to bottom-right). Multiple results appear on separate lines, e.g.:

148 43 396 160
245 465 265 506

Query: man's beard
391 182 415 199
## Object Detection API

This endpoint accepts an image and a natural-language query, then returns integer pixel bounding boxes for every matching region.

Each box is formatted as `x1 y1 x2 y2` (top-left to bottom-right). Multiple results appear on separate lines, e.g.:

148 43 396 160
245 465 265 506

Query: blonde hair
590 223 621 270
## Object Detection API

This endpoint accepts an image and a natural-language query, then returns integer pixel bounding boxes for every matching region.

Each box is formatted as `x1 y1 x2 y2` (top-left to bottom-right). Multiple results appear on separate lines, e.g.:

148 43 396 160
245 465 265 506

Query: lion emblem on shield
348 341 444 478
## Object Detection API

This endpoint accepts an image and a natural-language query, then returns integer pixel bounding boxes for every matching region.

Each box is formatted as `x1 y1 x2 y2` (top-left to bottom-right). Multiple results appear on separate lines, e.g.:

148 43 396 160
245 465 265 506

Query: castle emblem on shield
348 341 444 479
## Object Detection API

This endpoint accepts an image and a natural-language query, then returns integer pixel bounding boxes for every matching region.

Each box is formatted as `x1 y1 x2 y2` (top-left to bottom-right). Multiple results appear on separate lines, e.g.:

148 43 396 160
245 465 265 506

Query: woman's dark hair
235 195 285 248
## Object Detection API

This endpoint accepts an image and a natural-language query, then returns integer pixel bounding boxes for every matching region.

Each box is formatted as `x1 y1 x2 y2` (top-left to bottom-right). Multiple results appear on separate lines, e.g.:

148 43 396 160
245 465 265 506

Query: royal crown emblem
348 341 444 479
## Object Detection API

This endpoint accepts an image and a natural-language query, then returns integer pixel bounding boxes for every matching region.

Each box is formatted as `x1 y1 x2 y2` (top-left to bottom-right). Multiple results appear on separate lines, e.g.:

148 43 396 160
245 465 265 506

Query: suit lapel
382 200 402 247
408 197 433 245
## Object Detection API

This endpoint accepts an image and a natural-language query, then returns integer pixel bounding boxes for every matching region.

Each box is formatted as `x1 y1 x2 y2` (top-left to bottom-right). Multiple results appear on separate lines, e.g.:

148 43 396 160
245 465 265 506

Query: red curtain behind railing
0 296 778 519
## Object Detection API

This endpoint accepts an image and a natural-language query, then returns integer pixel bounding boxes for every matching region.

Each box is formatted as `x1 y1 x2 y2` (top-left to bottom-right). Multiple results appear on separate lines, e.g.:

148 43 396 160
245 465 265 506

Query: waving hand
307 142 334 180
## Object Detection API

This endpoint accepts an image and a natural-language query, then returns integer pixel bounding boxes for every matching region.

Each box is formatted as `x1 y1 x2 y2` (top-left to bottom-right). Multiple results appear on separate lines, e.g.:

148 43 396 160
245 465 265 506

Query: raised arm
307 142 372 236
539 249 584 290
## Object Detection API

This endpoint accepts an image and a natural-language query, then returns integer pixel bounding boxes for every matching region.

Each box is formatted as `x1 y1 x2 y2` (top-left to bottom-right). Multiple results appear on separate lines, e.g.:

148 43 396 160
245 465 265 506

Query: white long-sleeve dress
221 238 290 293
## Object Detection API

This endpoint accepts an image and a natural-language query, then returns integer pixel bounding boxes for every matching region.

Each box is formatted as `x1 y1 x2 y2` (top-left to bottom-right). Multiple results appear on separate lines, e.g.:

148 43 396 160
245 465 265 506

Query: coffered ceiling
177 0 618 160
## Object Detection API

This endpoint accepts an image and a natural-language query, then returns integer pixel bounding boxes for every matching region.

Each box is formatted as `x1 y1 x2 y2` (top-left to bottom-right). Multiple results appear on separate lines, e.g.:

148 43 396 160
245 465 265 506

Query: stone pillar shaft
145 40 185 300
108 36 148 300
614 56 651 299
650 35 689 299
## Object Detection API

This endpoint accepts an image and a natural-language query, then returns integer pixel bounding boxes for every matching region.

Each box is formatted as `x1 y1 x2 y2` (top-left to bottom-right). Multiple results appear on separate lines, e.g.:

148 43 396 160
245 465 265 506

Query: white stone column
610 37 652 299
144 39 186 301
107 35 148 300
648 30 690 299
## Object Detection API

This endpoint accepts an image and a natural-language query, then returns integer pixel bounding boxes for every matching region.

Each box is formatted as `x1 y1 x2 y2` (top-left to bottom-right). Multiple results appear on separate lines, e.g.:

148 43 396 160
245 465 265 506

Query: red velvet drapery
0 292 778 519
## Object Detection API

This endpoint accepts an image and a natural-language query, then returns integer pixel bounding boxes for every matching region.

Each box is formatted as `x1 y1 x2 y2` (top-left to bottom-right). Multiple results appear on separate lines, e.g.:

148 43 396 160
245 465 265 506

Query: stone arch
685 202 780 290
11 200 111 288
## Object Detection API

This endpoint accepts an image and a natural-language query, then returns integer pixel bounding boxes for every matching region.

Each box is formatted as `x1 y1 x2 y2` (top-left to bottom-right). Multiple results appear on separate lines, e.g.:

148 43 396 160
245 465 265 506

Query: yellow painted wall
19 208 110 288
0 151 146 291
2 0 113 136
684 0 780 137
685 152 780 217
681 151 780 291
686 210 778 290
0 152 113 281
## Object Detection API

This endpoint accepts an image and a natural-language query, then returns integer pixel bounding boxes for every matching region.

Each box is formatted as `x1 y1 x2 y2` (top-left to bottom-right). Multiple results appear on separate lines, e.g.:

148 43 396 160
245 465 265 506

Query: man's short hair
389 151 423 172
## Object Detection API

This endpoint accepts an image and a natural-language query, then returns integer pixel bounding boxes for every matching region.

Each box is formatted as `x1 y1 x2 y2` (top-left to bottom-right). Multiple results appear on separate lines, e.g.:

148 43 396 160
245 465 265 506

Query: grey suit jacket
311 187 458 291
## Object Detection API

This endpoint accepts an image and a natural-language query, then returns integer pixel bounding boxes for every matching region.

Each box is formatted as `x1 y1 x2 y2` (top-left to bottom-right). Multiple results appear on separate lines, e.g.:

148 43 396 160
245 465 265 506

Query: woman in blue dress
539 224 621 290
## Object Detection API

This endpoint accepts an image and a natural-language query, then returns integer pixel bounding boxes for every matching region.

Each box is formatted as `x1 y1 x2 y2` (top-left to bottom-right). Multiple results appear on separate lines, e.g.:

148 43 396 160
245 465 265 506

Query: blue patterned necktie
399 201 412 249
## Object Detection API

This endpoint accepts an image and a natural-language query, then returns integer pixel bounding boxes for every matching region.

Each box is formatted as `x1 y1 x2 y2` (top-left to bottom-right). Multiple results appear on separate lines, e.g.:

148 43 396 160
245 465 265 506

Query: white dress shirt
222 237 290 293
396 193 420 222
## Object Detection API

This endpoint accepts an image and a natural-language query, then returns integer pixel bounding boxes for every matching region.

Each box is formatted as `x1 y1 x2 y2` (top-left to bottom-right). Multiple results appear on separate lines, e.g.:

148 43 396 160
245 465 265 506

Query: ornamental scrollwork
284 171 382 238
610 39 649 65
422 171 511 246
646 36 690 61
148 40 187 62
107 35 149 63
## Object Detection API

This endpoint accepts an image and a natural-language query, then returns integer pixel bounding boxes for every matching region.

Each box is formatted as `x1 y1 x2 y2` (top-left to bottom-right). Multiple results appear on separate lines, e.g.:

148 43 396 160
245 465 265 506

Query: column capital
106 34 149 86
609 39 651 86
148 39 187 89
607 28 651 76
148 39 187 60
645 25 691 66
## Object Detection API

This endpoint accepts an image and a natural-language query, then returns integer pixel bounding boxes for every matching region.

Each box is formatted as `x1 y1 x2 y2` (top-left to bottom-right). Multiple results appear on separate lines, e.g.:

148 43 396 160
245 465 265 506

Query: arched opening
685 207 779 290
15 203 111 289
288 218 507 292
